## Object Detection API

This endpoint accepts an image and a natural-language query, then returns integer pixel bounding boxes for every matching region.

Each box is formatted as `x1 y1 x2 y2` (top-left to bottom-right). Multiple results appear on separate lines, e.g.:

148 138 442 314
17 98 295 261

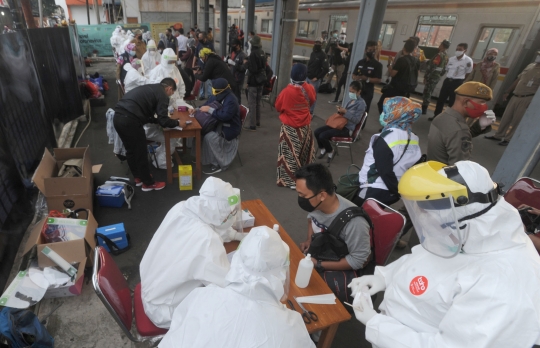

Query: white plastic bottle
273 224 280 234
295 254 314 288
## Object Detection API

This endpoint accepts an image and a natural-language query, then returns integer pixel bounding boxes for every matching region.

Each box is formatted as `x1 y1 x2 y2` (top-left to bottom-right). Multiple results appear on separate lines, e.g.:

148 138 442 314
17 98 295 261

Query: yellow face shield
212 85 230 95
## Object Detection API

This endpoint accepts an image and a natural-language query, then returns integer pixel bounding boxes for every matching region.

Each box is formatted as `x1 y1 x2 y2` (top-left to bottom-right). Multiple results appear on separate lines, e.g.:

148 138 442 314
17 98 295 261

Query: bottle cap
306 253 311 259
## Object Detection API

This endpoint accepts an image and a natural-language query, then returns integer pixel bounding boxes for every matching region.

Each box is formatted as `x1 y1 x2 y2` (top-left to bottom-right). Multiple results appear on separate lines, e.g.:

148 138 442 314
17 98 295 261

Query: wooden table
225 199 351 348
164 110 202 183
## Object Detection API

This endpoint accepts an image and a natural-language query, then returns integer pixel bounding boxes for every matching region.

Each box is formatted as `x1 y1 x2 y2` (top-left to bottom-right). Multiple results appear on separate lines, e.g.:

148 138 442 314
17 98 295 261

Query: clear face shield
282 243 291 302
403 195 467 258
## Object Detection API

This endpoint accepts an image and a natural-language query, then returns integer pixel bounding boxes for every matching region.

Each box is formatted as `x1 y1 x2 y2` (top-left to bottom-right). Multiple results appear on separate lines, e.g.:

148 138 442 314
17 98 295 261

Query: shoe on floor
428 116 436 121
326 152 334 164
317 150 327 159
328 100 339 104
199 96 206 100
484 135 501 141
243 126 256 132
134 178 142 187
498 140 509 146
396 240 408 249
256 123 261 127
421 105 428 115
203 166 223 175
141 181 166 191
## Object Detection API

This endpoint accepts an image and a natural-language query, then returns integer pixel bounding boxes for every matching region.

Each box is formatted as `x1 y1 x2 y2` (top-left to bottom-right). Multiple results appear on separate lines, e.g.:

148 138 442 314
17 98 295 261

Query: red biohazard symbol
409 276 428 296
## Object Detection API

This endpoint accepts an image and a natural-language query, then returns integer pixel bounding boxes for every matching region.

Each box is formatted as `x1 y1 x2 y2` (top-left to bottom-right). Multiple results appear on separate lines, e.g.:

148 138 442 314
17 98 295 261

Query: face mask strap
444 166 500 206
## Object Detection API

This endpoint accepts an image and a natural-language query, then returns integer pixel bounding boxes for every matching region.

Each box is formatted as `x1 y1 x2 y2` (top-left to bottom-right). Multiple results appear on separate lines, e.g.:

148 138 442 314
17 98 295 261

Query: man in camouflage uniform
421 40 450 114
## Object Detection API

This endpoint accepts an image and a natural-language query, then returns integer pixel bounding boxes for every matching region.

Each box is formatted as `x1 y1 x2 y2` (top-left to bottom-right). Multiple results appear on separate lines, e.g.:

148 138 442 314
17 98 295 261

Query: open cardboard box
42 257 86 299
23 210 98 269
32 147 94 212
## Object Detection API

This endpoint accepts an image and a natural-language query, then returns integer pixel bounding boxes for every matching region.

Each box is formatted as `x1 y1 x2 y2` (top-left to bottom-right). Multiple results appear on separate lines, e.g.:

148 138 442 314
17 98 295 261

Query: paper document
294 293 336 305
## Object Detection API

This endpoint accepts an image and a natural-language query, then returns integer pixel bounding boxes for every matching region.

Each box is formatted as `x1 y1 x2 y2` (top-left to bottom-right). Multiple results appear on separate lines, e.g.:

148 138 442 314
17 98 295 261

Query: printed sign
76 23 150 57
409 275 428 296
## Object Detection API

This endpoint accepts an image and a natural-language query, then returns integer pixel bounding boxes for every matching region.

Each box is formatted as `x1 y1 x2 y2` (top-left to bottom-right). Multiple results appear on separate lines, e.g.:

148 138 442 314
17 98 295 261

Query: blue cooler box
96 185 125 208
96 223 129 252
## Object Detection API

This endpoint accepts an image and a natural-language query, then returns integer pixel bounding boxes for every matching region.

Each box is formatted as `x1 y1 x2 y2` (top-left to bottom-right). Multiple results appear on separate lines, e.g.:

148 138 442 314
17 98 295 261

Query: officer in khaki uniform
421 40 450 114
485 52 540 146
427 82 494 165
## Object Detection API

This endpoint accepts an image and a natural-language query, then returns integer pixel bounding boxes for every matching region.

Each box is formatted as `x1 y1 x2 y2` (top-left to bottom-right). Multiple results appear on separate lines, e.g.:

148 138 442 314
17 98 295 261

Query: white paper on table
173 126 183 131
295 293 336 305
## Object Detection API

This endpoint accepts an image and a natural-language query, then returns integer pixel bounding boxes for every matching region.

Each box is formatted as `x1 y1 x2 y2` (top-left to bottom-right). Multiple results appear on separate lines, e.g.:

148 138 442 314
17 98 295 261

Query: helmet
399 161 501 258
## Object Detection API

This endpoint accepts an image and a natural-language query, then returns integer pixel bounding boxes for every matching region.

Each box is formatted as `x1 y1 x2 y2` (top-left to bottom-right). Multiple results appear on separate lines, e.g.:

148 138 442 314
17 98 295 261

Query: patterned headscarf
480 48 498 84
380 97 421 134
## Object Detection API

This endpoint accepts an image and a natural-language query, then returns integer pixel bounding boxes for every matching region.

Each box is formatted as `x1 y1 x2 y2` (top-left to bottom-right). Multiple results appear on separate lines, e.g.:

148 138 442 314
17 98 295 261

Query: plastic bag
0 307 54 347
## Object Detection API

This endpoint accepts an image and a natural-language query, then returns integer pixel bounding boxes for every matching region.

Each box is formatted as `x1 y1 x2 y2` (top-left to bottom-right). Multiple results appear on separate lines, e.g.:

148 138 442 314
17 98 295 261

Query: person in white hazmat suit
141 40 161 76
110 26 123 56
349 160 540 348
147 48 187 108
123 59 147 94
159 226 315 348
120 31 135 55
140 177 248 329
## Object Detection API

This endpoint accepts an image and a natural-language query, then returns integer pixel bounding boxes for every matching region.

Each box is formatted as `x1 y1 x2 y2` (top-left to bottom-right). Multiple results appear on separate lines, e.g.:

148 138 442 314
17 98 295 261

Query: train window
415 15 457 47
298 20 318 39
329 15 347 37
261 19 273 34
472 27 520 60
379 23 396 50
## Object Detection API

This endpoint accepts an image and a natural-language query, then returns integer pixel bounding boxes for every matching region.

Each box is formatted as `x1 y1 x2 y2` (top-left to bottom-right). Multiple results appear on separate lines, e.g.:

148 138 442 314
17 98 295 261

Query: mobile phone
186 120 192 124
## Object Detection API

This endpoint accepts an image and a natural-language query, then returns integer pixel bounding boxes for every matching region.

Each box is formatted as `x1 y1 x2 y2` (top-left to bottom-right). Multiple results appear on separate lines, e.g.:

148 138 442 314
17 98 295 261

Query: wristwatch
366 78 370 84
315 259 325 273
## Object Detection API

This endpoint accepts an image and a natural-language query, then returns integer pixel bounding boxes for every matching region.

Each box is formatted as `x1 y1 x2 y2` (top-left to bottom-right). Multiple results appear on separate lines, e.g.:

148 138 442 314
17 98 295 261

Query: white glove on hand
479 110 496 128
223 56 228 62
353 291 377 325
227 59 236 66
233 232 249 241
348 274 386 296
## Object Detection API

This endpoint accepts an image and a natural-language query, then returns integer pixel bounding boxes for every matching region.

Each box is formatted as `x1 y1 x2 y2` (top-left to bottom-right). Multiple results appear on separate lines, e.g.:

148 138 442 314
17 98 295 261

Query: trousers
494 95 533 141
327 64 345 88
314 125 350 152
434 78 464 116
352 187 400 208
422 73 442 107
113 112 154 185
248 85 262 127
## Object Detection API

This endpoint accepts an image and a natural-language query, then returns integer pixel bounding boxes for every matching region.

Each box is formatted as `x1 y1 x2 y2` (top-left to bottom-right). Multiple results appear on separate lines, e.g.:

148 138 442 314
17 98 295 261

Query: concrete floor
32 61 540 347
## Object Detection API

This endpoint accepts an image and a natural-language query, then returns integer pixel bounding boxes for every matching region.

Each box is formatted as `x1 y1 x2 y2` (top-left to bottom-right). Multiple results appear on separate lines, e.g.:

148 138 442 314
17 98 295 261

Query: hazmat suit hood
122 61 148 93
438 161 528 254
146 47 186 105
160 48 176 72
183 177 239 242
226 226 290 303
141 40 161 75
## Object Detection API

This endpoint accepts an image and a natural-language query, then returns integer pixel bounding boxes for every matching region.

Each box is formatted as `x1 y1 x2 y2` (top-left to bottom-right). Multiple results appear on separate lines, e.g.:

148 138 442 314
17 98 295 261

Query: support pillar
86 0 90 24
191 0 197 29
244 0 255 35
220 0 228 57
275 0 299 94
38 0 43 27
204 0 209 31
19 0 36 28
492 90 540 188
94 0 100 24
343 0 387 105
270 0 283 73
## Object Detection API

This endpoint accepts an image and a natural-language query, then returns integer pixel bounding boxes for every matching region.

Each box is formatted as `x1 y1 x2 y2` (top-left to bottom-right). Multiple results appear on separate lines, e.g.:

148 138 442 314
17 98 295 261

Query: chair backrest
191 79 202 97
352 112 368 142
240 104 249 126
504 177 540 210
116 79 125 95
92 246 134 338
362 198 406 266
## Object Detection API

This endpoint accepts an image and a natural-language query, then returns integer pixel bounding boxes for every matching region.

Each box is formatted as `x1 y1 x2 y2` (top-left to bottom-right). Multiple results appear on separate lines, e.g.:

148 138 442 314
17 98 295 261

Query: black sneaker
203 166 223 175
317 151 327 159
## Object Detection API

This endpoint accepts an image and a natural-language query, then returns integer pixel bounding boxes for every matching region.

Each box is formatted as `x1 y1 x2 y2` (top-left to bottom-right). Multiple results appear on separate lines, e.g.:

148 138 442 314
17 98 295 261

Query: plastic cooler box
96 185 125 208
96 223 128 252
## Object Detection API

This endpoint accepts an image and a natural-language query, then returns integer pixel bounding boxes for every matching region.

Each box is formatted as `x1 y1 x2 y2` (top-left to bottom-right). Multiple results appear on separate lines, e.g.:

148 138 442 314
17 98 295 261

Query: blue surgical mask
348 92 357 100
379 113 387 127
129 51 136 57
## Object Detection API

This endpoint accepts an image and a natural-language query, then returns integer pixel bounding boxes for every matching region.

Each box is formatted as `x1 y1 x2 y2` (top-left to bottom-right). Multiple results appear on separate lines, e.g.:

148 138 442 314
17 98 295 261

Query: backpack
0 307 54 348
403 55 419 92
307 207 372 262
318 82 335 94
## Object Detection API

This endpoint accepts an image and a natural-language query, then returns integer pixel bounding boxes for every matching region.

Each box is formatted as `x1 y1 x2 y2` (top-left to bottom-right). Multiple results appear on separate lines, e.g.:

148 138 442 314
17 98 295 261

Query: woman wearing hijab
141 40 161 75
464 48 500 89
116 43 138 84
353 97 422 207
275 64 317 189
316 80 365 164
190 78 241 175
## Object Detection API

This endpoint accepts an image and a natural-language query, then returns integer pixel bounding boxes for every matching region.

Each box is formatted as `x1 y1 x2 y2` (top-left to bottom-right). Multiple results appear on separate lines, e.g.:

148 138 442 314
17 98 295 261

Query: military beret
455 82 492 101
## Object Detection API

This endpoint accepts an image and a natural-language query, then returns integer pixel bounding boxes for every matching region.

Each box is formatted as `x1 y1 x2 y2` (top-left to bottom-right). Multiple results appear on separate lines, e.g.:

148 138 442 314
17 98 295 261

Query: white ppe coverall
141 40 161 76
159 226 315 348
122 63 147 94
140 177 241 329
110 28 123 54
364 162 540 348
147 48 186 108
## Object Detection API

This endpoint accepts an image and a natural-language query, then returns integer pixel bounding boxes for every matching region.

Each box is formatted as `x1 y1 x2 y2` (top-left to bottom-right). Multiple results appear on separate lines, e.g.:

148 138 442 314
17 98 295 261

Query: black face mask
486 56 496 62
313 44 322 52
366 51 374 59
298 193 322 212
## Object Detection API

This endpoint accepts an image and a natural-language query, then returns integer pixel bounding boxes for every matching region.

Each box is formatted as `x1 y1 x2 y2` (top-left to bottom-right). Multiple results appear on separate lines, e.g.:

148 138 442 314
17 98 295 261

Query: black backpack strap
326 207 373 238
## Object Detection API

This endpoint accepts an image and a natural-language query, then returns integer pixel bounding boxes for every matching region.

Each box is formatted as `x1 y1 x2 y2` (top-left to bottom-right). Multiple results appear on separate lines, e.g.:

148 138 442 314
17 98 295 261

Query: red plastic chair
262 75 277 110
503 177 540 210
236 104 249 166
329 112 368 166
185 79 202 107
92 246 168 342
362 198 406 266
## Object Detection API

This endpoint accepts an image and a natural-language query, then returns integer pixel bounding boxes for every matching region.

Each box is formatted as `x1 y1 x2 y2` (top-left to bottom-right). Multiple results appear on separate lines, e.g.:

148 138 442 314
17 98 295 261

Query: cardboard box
32 147 94 212
96 223 129 252
23 210 98 268
42 259 86 299
179 165 192 191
